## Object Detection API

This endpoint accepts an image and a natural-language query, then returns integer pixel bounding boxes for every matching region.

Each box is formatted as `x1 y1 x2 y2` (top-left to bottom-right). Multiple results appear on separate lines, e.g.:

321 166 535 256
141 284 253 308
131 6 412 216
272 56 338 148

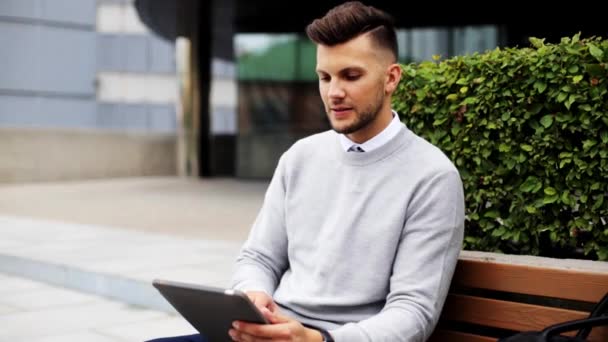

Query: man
149 1 464 341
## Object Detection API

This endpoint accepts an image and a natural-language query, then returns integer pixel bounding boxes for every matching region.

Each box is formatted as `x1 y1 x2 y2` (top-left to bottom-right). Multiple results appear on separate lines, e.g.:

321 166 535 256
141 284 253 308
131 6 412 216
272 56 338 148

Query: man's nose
328 80 346 99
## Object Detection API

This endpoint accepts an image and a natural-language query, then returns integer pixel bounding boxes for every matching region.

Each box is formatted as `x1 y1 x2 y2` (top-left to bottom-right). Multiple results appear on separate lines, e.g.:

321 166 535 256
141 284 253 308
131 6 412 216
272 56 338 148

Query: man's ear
385 63 402 94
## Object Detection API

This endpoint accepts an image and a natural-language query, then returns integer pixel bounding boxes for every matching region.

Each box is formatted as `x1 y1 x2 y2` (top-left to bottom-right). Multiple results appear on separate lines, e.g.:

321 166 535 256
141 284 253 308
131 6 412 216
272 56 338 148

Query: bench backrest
428 253 608 342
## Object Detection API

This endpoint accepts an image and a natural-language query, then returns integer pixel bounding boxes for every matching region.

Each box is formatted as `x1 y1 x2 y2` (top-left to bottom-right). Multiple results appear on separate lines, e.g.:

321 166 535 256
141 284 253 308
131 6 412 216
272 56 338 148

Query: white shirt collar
339 110 401 152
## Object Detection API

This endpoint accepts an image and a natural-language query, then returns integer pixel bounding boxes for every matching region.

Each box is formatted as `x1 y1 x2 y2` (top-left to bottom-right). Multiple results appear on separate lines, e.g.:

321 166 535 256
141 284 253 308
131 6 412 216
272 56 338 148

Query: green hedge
393 34 608 260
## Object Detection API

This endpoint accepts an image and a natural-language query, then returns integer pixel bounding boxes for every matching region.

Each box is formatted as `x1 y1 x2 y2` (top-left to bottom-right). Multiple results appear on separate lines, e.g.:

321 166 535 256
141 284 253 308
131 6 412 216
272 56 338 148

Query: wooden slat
428 329 496 342
452 259 608 302
441 294 589 332
588 327 608 342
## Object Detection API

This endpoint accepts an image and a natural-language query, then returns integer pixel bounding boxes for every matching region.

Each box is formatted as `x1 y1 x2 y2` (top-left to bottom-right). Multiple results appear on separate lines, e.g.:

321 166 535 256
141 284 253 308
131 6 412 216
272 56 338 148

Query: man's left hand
229 307 323 342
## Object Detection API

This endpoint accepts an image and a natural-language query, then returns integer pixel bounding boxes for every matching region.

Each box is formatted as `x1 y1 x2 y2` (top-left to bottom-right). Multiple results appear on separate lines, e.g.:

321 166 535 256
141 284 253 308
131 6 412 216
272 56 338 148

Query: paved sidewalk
0 177 269 341
0 177 267 241
0 273 197 342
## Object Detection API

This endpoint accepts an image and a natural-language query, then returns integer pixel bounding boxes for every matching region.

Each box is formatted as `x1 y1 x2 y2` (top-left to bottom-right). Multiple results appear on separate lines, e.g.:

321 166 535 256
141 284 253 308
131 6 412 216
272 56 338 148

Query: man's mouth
331 107 353 116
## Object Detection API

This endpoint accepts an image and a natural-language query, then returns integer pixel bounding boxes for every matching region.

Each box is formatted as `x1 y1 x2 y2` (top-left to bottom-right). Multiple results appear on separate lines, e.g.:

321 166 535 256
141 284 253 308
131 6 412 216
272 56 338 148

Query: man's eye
346 74 361 80
319 76 330 82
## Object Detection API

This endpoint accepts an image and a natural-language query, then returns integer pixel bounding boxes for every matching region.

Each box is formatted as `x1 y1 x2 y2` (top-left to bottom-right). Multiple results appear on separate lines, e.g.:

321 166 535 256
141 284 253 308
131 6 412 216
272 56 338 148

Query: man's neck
346 106 394 144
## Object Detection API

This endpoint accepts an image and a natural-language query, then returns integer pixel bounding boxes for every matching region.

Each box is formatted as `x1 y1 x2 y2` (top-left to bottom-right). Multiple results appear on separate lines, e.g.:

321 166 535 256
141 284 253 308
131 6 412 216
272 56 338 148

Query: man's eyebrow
315 66 365 74
340 67 364 73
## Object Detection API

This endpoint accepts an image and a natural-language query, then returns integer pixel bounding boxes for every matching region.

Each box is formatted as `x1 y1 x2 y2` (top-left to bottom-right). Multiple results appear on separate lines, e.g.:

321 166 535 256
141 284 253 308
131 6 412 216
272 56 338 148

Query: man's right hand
245 291 279 313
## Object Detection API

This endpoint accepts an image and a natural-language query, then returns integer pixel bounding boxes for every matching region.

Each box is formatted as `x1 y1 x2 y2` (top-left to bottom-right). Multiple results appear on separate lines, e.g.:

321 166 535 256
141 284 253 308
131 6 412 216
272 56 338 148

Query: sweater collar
339 111 402 153
335 122 413 166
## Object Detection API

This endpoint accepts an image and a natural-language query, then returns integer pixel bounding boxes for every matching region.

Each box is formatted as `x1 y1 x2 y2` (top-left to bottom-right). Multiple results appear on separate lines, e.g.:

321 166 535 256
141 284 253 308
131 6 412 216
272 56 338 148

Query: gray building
0 0 179 182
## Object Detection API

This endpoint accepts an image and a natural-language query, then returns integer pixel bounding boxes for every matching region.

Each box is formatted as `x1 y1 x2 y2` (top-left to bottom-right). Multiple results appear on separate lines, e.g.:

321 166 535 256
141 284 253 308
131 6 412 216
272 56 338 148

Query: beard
328 90 385 135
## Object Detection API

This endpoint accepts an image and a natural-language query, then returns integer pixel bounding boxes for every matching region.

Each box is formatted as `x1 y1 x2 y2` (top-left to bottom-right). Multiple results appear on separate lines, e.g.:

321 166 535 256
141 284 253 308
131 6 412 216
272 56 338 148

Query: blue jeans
146 334 207 342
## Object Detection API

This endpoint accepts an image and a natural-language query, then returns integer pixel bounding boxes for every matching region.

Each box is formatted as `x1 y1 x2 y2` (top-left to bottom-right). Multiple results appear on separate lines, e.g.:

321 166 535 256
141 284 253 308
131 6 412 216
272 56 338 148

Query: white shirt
339 110 402 152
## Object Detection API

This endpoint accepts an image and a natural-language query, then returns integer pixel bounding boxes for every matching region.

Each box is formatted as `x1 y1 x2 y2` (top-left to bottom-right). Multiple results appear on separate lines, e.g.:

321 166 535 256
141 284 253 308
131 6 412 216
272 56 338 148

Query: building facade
0 0 179 182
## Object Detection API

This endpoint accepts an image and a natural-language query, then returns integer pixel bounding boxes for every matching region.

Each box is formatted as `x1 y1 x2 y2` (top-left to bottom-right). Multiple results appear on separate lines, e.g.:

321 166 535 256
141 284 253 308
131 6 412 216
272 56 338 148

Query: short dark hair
305 1 398 61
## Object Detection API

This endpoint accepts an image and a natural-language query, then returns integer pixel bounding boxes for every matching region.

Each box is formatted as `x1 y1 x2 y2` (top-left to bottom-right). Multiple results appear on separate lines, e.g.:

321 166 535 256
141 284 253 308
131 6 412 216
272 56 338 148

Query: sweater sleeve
230 154 289 295
330 169 465 342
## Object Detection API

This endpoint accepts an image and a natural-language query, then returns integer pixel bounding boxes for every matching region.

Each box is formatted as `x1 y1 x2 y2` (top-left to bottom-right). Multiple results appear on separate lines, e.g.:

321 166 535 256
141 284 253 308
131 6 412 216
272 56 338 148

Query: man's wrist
305 327 323 342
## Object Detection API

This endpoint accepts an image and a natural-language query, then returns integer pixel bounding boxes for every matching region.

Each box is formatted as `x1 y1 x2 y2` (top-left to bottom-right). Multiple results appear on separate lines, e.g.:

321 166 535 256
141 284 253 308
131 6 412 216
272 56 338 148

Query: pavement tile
26 332 125 342
0 302 166 339
0 303 20 316
0 274 46 294
99 315 198 341
0 286 109 311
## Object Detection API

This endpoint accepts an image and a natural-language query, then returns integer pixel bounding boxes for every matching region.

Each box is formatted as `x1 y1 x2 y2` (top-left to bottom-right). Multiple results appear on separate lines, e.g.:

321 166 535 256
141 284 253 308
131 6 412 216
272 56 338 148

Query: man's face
316 34 391 142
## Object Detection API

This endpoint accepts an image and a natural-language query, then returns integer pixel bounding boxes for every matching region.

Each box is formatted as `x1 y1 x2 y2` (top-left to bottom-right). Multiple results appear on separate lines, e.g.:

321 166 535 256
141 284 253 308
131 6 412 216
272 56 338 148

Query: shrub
393 34 608 260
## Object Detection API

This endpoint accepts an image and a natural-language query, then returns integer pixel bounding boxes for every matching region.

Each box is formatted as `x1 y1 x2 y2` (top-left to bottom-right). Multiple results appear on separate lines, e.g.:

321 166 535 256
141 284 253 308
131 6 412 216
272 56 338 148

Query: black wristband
318 328 334 342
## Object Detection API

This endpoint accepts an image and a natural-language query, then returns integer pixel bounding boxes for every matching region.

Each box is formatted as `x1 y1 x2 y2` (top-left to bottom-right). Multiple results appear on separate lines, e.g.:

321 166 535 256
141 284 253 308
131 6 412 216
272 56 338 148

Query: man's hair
305 1 398 61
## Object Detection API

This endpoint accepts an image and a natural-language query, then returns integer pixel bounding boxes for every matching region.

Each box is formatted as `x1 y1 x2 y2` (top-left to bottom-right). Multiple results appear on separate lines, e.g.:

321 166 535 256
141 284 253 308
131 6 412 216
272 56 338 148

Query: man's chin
331 124 356 135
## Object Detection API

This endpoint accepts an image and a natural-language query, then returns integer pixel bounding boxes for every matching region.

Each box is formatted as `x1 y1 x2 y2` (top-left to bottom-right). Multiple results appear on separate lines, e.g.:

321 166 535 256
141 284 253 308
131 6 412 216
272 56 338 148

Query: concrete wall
0 128 176 182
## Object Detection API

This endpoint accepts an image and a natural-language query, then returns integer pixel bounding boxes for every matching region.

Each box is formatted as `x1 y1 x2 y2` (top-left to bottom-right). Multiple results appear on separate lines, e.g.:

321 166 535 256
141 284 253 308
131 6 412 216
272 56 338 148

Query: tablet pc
153 279 268 341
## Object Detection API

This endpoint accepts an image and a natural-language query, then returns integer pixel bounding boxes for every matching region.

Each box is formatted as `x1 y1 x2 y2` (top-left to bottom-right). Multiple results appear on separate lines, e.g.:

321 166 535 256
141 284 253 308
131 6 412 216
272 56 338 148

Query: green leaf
572 75 583 84
556 113 574 122
529 37 545 48
583 140 597 150
525 206 537 214
592 195 604 210
579 104 592 111
460 86 468 94
540 115 554 128
568 65 579 73
484 210 500 219
520 144 533 152
601 131 608 143
534 81 547 93
464 236 479 244
544 187 557 196
513 230 521 243
561 191 571 205
491 227 506 237
587 43 604 60
590 182 600 191
499 143 511 152
433 117 448 126
557 92 567 102
598 248 608 261
550 231 558 242
446 94 458 101
519 176 540 192
565 94 576 109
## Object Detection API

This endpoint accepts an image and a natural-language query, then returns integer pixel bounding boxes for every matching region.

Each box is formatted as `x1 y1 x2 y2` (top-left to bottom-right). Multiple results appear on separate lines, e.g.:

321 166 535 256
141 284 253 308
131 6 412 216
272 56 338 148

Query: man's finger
260 307 287 324
233 320 291 339
231 330 275 342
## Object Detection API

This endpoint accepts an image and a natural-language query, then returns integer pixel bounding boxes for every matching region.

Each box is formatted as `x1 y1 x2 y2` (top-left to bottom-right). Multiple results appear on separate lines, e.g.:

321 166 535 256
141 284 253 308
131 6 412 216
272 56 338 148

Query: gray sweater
231 123 465 342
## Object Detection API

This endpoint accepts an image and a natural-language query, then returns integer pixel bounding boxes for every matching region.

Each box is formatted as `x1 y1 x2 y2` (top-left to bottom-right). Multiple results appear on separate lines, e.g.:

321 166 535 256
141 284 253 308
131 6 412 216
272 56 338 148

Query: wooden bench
428 251 608 342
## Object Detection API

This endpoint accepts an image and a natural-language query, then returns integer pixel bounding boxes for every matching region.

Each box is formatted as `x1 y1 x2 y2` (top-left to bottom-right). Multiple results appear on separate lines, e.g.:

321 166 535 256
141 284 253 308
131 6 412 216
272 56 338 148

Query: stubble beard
329 90 385 135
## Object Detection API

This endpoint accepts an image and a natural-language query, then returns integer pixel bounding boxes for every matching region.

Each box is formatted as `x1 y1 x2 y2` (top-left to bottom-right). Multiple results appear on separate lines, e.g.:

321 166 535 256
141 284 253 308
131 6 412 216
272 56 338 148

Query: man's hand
229 307 323 342
246 291 279 313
